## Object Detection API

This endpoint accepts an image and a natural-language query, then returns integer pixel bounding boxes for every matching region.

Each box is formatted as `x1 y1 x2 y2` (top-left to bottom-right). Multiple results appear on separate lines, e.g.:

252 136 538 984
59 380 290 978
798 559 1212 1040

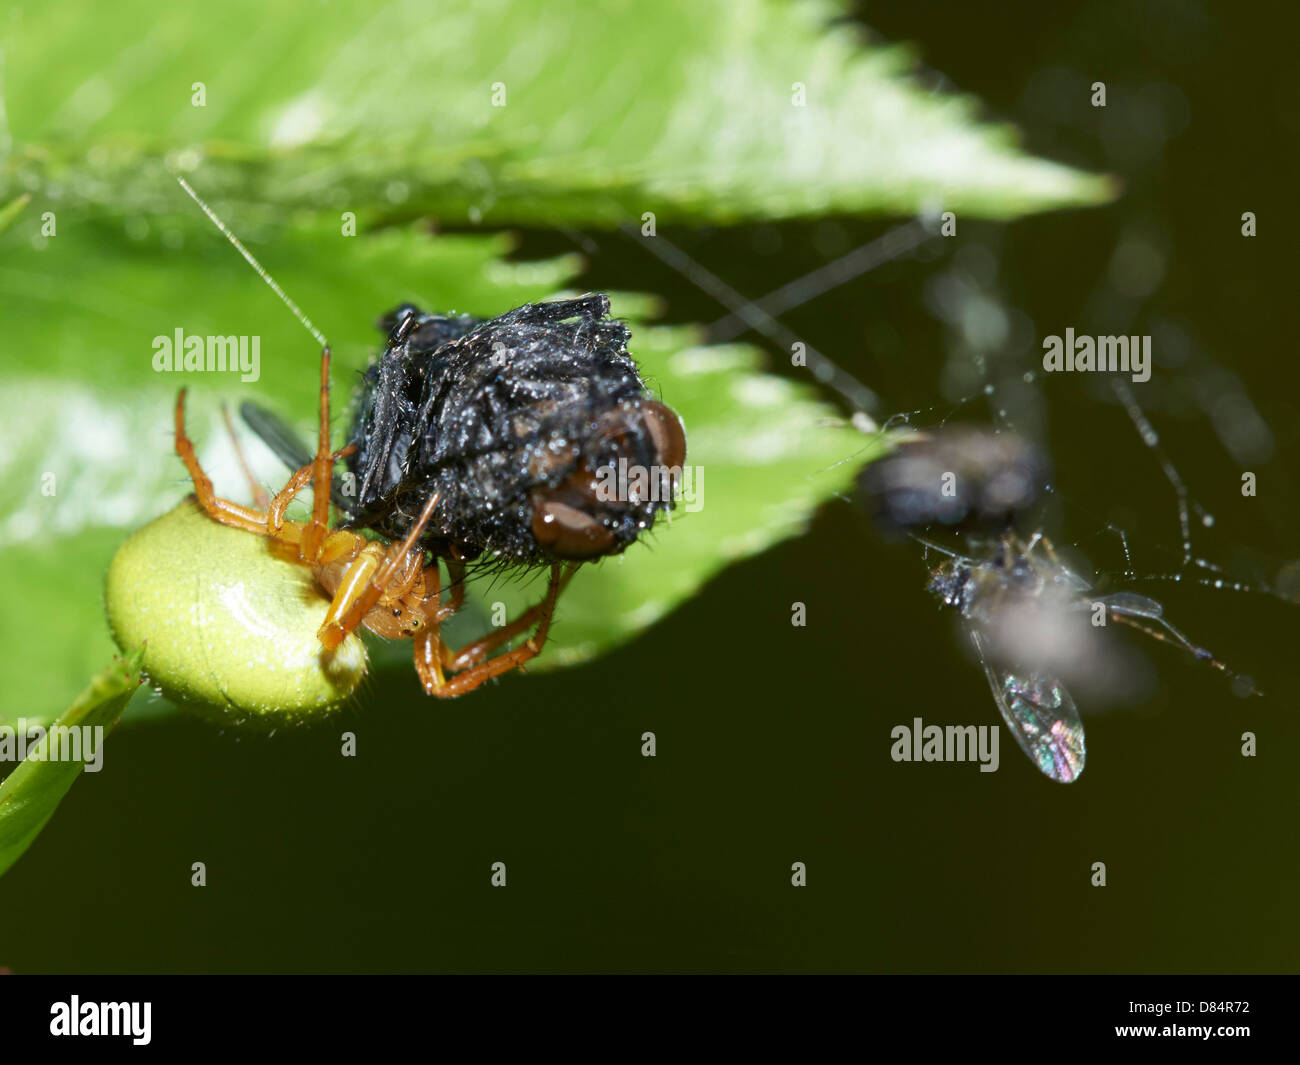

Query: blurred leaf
0 650 141 879
2 0 1112 226
0 209 876 725
0 193 31 234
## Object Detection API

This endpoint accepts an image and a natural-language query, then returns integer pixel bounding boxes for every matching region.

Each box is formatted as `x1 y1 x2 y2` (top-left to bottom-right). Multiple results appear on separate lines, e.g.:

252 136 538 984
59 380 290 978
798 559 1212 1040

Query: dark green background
2 0 1296 972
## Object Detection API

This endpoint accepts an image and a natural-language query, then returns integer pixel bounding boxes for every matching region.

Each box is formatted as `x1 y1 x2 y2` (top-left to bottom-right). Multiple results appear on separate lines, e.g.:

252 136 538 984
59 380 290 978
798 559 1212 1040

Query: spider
173 178 686 698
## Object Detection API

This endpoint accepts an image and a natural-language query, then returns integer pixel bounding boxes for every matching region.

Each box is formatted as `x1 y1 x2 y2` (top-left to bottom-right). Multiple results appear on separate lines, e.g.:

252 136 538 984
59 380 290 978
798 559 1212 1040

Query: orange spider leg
409 553 472 690
421 563 569 697
175 388 272 534
177 383 359 560
412 564 449 692
444 564 577 673
438 555 468 623
267 444 357 534
300 346 339 561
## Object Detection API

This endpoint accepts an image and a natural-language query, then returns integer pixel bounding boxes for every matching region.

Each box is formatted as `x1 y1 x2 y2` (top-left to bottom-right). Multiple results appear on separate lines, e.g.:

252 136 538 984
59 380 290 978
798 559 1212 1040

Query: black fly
346 294 685 563
239 291 687 695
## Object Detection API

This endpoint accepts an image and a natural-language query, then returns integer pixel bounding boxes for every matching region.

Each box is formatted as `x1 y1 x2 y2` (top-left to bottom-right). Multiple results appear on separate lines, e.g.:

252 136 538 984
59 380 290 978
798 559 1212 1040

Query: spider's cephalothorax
342 294 686 566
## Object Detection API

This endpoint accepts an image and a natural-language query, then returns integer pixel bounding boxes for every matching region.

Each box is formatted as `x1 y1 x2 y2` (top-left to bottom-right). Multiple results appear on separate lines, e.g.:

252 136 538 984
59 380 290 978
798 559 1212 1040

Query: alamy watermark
890 717 1000 773
152 328 261 382
1042 328 1150 383
0 720 104 772
50 997 150 1045
594 458 704 513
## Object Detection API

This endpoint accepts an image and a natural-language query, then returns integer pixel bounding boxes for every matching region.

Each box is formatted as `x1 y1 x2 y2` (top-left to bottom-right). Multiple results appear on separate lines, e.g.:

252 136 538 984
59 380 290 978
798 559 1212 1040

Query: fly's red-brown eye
526 398 688 560
530 496 618 559
528 462 614 559
642 400 688 473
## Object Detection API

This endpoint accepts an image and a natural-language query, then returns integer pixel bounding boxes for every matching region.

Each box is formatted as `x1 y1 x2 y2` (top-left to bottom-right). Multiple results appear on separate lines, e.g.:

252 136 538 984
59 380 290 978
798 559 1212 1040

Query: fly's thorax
928 548 1053 624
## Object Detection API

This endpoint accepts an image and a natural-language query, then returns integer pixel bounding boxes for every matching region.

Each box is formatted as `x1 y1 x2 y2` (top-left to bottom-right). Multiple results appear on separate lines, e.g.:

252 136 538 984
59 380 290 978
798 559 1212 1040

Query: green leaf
0 193 32 235
0 650 142 879
0 208 877 725
2 0 1112 226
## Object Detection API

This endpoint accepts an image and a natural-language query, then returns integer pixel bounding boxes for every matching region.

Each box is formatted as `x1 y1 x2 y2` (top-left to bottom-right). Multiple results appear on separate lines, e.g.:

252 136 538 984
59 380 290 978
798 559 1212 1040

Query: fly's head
528 397 687 561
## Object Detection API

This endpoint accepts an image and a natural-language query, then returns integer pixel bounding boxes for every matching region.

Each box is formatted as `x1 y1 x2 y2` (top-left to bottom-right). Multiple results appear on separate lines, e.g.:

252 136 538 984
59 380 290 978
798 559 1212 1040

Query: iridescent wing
969 629 1086 783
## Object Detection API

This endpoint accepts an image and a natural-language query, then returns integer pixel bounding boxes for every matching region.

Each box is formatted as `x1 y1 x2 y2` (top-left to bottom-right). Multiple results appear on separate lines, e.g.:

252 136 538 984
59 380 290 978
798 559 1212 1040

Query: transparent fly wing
240 401 315 472
239 401 352 510
970 629 1086 783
